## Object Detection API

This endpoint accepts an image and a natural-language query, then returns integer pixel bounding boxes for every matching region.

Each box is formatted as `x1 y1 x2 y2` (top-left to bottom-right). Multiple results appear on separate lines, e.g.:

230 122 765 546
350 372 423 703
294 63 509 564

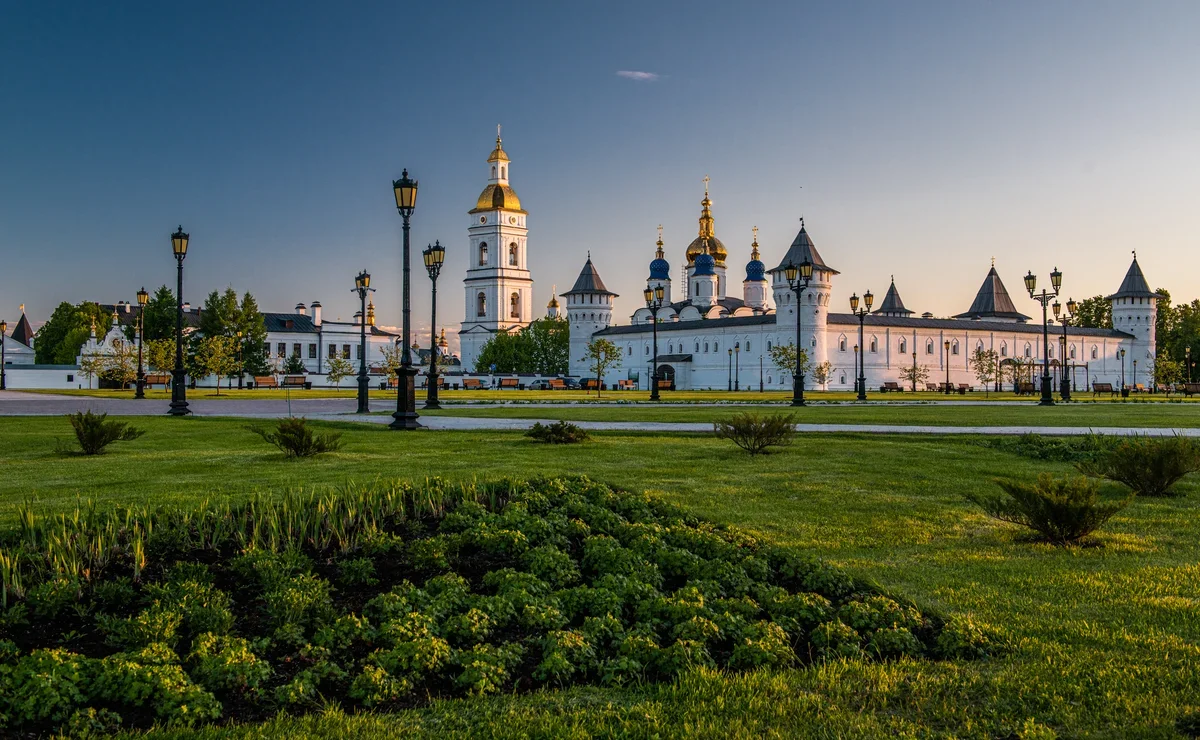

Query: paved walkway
1 391 1195 437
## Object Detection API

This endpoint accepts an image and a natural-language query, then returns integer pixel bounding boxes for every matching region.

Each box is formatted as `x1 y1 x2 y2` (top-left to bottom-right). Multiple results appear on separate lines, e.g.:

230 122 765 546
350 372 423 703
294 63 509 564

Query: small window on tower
477 292 487 317
509 243 518 266
501 166 506 179
510 292 520 319
479 242 488 266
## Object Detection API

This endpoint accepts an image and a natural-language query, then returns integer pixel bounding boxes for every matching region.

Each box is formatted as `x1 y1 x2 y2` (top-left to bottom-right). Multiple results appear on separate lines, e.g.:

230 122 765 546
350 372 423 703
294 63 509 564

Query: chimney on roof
182 302 191 312
123 302 131 313
296 302 307 317
311 301 322 327
354 310 363 326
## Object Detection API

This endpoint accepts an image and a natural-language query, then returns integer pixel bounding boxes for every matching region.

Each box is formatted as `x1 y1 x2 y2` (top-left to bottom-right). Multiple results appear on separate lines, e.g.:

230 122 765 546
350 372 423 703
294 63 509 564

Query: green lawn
423 401 1200 427
3 417 1197 737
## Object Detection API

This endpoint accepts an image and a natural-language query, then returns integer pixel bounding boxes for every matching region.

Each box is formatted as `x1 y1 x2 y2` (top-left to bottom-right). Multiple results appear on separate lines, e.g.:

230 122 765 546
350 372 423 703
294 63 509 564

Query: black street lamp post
0 319 7 391
135 287 149 398
1054 297 1076 401
1024 267 1062 407
390 170 420 430
423 241 446 410
727 348 733 391
1187 347 1193 383
784 261 814 406
944 340 952 394
1120 348 1127 397
911 351 917 392
849 290 873 401
643 286 665 401
1133 359 1138 390
734 343 740 391
353 270 374 413
168 226 191 416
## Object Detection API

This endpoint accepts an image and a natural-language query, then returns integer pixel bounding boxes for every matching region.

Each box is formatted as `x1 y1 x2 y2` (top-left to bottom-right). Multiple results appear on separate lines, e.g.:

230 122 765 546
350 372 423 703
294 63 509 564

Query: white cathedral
459 134 1157 392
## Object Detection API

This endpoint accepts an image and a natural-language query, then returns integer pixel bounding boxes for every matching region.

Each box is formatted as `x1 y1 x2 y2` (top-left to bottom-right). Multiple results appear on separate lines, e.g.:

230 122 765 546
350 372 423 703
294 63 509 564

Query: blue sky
2 1 1198 348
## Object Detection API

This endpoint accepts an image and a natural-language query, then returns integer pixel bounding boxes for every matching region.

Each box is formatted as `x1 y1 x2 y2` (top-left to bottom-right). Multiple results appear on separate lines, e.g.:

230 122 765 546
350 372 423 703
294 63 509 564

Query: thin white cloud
616 70 659 82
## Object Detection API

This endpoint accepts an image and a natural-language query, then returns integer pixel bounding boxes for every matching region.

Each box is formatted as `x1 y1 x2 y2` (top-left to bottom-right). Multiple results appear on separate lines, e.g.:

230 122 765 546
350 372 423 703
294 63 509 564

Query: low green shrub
248 417 342 458
982 432 1117 462
525 420 590 444
713 412 795 455
64 411 144 455
1077 434 1200 497
967 474 1131 545
0 476 983 734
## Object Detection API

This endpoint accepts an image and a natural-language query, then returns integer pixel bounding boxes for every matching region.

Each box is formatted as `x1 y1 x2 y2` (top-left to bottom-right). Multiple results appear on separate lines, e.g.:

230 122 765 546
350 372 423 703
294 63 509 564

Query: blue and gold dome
745 227 766 281
694 240 716 276
649 230 670 280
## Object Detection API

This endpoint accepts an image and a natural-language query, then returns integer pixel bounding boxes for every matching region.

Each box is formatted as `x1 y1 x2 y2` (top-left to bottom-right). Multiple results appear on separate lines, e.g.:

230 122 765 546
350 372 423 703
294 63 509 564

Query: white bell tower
459 128 534 371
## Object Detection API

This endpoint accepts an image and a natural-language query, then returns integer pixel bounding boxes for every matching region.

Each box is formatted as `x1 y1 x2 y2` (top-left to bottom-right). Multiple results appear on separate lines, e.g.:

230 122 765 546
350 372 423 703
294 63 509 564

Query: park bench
282 375 310 390
926 383 939 392
616 379 636 390
144 372 170 389
1181 383 1200 397
1017 382 1036 396
581 379 600 391
463 378 483 390
499 378 519 389
1092 382 1116 398
547 378 567 390
254 375 279 389
1131 383 1147 394
657 379 673 390
880 381 902 393
957 383 970 394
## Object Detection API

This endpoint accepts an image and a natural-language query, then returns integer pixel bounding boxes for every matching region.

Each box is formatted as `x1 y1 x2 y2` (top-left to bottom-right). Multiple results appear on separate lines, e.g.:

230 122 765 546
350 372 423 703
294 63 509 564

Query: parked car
528 379 551 390
563 377 581 390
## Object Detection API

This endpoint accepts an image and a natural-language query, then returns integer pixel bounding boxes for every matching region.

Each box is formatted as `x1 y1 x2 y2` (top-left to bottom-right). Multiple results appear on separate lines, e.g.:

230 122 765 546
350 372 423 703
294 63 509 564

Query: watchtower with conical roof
1109 253 1158 364
460 129 534 371
769 220 839 370
562 255 618 377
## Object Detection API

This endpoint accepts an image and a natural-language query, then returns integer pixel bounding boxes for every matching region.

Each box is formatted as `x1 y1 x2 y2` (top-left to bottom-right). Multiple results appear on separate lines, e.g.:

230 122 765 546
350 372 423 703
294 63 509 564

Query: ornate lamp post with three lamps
134 287 149 399
643 285 665 401
1053 297 1077 402
168 226 191 416
1024 267 1063 406
423 241 446 410
849 289 873 401
784 260 814 406
353 270 374 414
390 170 420 430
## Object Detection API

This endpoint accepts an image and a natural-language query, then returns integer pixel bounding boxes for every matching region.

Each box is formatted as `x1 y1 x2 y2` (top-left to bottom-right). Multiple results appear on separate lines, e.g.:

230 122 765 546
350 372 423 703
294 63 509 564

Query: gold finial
752 225 758 243
1132 249 1137 260
497 123 502 144
702 174 710 197
19 304 24 314
991 256 995 268
750 226 760 260
367 299 376 326
657 224 663 244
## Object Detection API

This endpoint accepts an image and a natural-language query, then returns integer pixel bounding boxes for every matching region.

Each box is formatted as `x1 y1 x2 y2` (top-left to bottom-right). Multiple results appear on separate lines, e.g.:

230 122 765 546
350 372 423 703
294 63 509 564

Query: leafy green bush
64 411 144 455
713 412 796 455
0 476 981 734
982 432 1117 463
248 417 342 458
967 474 1132 545
526 420 590 444
1077 434 1200 497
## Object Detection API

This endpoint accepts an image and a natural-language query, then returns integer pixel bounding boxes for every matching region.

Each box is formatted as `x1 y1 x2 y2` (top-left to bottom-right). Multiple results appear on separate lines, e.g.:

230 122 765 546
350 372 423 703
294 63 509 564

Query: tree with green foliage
584 338 621 398
237 292 269 377
899 361 931 392
326 356 354 389
377 342 402 379
768 342 809 387
201 336 241 395
474 317 569 374
282 355 307 375
78 352 104 389
34 302 113 364
970 348 999 398
100 339 138 388
1073 295 1112 329
146 338 176 373
141 286 178 342
811 361 834 390
1150 355 1182 393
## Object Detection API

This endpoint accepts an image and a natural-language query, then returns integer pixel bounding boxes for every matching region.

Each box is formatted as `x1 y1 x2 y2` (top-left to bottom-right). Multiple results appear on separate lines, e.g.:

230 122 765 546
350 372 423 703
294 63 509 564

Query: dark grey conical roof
10 312 34 347
953 267 1031 321
1107 257 1156 299
770 224 839 275
876 278 913 316
562 256 617 296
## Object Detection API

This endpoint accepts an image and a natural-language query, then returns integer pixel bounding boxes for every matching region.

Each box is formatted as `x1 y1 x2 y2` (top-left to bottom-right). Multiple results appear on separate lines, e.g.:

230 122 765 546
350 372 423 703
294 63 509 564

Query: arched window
746 341 751 352
644 345 649 355
1048 344 1054 358
767 340 773 351
870 338 878 353
839 337 847 352
510 292 520 319
501 166 506 179
627 345 632 356
1000 342 1008 357
1024 343 1032 358
714 342 719 352
695 342 700 352
976 340 984 353
1070 345 1077 359
704 342 709 353
491 166 496 178
951 340 959 356
1091 346 1098 360
478 242 488 265
926 339 934 355
509 243 518 266
476 292 487 317
899 339 907 354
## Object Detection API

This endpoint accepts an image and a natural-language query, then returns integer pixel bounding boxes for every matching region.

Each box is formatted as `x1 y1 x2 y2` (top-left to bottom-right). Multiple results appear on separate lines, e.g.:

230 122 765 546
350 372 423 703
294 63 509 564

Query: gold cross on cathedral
702 175 710 195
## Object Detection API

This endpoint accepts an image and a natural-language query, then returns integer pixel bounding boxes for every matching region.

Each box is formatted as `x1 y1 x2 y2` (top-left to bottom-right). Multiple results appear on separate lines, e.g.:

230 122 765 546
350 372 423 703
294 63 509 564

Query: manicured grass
25 386 1197 404
423 401 1200 427
4 417 1198 737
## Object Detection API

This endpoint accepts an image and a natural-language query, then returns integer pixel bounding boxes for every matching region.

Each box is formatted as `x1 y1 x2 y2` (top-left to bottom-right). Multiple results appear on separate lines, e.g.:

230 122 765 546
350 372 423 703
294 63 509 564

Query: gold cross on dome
497 123 501 139
657 224 663 240
752 225 758 242
702 175 710 195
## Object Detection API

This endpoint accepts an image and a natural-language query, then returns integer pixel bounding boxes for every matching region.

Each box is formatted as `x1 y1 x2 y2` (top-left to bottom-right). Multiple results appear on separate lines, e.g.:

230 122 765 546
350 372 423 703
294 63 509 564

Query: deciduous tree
584 338 621 398
970 348 1000 398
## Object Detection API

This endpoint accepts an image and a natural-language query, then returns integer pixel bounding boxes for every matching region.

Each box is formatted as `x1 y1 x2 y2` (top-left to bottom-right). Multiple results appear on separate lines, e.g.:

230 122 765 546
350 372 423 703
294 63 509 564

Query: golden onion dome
471 184 523 213
487 135 510 163
686 235 727 266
